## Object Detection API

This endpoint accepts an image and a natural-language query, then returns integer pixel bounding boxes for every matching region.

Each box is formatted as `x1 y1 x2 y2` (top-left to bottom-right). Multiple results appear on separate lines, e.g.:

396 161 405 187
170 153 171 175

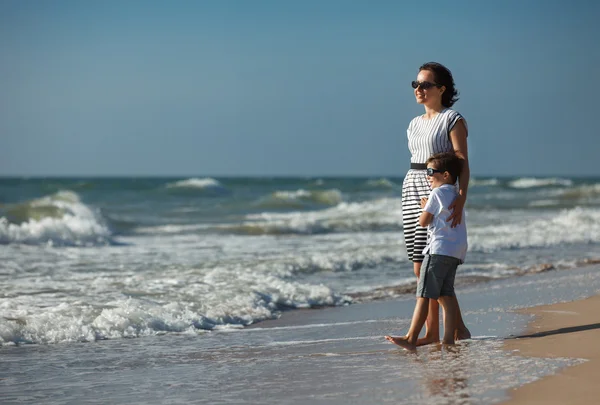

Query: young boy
385 152 467 350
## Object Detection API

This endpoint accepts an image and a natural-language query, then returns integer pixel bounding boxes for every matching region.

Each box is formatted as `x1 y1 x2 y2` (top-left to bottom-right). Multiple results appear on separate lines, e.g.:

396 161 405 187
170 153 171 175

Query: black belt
410 163 427 170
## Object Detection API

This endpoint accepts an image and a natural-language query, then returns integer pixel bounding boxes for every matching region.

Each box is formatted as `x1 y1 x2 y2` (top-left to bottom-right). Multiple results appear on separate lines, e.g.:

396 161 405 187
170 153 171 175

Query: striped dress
402 108 466 262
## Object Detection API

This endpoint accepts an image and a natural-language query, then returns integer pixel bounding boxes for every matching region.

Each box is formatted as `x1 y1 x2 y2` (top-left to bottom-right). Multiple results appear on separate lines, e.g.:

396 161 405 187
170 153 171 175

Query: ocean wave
470 178 499 187
469 207 600 251
165 177 228 194
220 198 403 235
528 199 560 207
527 184 600 207
262 240 406 275
133 224 211 235
508 177 573 189
0 230 406 345
556 183 600 200
255 189 343 210
0 270 349 345
365 178 397 189
0 190 111 246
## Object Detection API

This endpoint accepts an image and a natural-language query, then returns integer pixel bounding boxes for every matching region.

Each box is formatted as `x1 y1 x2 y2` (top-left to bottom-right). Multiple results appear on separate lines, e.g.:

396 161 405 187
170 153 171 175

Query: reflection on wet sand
400 343 471 404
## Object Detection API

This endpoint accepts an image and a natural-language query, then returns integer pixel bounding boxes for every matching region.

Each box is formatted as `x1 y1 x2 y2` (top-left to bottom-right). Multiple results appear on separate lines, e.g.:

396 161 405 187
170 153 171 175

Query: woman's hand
420 197 428 209
448 118 469 228
447 194 465 227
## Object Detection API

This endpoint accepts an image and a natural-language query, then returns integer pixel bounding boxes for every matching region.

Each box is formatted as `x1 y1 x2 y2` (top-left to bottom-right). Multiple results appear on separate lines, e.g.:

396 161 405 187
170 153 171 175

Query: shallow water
2 265 598 405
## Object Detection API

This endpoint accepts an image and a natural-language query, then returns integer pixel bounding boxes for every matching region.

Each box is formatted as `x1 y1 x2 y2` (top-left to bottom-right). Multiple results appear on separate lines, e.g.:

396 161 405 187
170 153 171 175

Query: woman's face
414 69 444 106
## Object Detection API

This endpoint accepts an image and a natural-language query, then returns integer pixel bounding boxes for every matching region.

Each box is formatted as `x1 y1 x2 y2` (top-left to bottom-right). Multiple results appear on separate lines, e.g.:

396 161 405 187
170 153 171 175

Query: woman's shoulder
407 115 422 130
442 108 464 120
443 108 467 131
409 114 423 124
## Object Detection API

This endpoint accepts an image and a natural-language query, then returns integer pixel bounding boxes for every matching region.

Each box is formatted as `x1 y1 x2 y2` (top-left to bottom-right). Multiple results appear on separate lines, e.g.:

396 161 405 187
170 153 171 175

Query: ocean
1 175 600 344
2 175 600 404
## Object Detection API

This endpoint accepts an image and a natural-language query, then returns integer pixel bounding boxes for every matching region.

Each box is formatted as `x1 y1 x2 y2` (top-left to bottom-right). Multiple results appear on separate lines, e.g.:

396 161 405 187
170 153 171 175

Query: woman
401 62 470 345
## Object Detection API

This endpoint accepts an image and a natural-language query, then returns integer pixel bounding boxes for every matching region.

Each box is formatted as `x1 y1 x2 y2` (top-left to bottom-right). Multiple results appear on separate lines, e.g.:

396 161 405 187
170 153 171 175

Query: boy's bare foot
416 336 440 346
455 326 471 341
384 335 417 351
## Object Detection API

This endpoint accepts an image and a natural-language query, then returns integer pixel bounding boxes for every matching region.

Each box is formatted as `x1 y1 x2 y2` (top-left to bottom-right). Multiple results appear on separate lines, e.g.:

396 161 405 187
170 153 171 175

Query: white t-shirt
422 184 468 263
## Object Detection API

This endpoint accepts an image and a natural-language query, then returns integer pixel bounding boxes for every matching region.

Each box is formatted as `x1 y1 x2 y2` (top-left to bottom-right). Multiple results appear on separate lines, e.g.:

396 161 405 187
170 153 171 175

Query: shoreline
502 294 600 405
2 264 600 404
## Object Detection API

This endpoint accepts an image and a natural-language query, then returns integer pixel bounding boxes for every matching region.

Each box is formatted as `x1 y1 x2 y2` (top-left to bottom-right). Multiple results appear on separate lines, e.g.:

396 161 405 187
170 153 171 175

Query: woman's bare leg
453 297 471 340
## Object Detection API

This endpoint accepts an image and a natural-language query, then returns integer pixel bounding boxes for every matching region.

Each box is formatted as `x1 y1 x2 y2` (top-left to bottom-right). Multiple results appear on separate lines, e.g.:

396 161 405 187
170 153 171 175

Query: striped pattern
407 108 465 164
402 169 431 262
402 108 466 262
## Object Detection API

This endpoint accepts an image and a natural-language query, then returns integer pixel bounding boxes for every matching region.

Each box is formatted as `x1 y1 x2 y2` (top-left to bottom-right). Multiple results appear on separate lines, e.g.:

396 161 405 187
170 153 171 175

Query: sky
1 0 599 177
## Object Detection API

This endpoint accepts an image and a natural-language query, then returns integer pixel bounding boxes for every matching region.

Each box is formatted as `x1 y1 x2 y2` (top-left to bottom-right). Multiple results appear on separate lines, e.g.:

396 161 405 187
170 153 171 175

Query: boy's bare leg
453 297 471 341
413 261 440 346
417 299 440 346
385 297 430 351
438 296 458 345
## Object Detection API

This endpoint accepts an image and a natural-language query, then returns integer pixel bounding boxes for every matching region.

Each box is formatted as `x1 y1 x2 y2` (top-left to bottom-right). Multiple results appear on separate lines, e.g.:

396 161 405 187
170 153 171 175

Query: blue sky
1 0 598 177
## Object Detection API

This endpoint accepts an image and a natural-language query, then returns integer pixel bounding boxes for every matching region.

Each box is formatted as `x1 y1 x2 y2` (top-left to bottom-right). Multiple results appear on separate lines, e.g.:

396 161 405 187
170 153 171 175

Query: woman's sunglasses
426 167 445 176
412 81 441 90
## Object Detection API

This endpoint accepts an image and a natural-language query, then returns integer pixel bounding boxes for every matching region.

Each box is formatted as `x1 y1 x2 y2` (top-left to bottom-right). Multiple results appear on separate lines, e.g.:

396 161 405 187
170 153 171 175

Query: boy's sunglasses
412 81 441 90
426 167 445 176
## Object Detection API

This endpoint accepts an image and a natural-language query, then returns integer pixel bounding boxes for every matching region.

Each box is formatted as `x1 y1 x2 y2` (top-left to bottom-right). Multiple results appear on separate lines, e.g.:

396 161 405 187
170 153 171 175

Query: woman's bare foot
416 336 440 346
455 326 471 341
384 335 417 351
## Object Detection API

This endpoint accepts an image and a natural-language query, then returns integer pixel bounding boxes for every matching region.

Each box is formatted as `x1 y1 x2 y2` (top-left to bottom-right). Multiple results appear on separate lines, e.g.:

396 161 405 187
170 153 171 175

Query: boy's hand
420 197 428 209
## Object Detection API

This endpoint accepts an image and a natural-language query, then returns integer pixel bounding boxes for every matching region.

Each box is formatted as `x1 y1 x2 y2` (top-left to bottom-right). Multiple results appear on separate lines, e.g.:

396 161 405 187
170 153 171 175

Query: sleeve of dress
448 110 468 136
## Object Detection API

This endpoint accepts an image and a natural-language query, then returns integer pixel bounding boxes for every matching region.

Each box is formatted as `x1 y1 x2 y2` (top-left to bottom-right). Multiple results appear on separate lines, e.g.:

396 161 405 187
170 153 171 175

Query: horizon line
0 173 596 179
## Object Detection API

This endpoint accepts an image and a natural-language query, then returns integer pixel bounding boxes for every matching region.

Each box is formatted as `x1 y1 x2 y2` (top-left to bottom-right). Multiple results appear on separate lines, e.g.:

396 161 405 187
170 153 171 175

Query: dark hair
427 152 463 183
419 62 459 108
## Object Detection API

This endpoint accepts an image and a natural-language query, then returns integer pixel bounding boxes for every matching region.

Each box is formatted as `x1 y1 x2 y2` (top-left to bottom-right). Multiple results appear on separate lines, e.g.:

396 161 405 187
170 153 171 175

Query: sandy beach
503 294 600 405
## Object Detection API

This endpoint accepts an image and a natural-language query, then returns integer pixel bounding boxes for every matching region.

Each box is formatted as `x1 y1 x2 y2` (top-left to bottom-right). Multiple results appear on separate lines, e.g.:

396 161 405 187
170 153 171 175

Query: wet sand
503 294 600 405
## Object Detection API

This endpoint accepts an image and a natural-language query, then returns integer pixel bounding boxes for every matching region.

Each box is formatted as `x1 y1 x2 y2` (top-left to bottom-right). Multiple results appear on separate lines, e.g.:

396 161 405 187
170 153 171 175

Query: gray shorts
416 254 460 299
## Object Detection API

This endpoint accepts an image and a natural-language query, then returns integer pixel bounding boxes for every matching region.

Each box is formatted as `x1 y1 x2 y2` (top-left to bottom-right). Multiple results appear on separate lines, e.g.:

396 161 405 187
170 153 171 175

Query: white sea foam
0 243 356 344
366 178 397 189
0 278 347 345
470 178 499 187
528 199 560 207
508 177 573 188
0 300 207 344
0 191 111 246
0 226 414 345
523 183 600 208
457 262 518 279
226 197 403 234
133 223 211 235
257 188 343 209
243 319 381 332
165 177 224 190
265 336 378 347
469 207 600 251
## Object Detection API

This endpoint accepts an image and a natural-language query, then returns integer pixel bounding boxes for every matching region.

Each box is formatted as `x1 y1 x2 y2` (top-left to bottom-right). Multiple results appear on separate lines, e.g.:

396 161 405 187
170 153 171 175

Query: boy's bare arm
419 211 433 227
419 197 433 227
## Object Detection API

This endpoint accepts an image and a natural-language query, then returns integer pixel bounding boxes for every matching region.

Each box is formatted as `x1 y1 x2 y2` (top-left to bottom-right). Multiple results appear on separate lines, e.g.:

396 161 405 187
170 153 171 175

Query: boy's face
426 163 452 189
